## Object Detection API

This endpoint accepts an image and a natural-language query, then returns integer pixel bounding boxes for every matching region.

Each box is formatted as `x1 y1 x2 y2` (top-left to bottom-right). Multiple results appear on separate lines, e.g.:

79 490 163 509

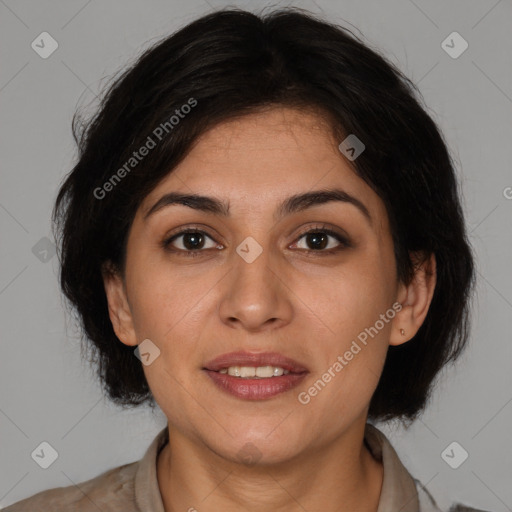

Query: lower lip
204 370 308 400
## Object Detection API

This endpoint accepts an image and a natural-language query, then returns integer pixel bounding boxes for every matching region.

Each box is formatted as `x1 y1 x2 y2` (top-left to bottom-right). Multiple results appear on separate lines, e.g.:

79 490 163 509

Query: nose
217 242 293 332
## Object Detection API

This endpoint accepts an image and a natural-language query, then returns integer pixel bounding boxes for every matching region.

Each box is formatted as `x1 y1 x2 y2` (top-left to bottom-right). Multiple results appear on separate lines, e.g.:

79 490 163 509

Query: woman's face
105 106 414 464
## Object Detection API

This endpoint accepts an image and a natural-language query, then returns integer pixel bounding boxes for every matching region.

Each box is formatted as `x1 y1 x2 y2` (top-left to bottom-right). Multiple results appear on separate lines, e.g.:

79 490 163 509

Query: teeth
218 366 290 378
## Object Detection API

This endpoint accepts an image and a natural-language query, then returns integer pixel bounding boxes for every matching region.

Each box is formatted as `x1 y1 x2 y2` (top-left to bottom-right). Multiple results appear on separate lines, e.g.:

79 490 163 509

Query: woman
3 7 490 512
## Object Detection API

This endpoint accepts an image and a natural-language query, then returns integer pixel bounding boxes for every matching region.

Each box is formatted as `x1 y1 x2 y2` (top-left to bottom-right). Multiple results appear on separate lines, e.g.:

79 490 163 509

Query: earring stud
400 328 405 336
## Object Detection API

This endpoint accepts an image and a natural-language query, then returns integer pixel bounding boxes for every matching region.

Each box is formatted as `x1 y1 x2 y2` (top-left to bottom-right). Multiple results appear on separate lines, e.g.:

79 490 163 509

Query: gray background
1 0 511 510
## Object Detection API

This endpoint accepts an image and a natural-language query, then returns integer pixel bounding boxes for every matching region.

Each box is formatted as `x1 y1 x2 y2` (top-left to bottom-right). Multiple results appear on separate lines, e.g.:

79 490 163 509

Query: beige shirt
2 423 489 512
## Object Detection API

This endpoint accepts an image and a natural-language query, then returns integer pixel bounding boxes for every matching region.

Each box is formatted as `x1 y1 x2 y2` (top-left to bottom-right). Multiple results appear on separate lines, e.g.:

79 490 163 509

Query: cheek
349 240 397 315
300 275 392 419
295 247 395 390
126 258 214 348
298 250 394 334
127 279 172 337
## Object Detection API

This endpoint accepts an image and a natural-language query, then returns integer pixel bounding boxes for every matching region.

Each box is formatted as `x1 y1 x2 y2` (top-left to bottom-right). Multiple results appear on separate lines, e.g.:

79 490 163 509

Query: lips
203 351 309 374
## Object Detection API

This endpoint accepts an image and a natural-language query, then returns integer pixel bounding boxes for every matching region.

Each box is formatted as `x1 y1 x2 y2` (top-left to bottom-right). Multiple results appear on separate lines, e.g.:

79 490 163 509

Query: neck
157 421 383 512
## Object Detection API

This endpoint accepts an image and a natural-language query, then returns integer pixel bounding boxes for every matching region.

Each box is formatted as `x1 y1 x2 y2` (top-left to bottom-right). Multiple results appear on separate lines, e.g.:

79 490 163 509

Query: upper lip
203 351 309 373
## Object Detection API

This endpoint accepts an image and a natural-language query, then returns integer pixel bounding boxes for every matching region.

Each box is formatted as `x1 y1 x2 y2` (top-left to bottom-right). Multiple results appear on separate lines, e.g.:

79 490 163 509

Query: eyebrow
143 187 372 225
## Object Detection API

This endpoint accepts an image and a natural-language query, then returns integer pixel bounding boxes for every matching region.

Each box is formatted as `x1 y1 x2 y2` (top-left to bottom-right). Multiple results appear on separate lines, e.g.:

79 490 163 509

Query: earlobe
389 252 437 346
102 262 138 347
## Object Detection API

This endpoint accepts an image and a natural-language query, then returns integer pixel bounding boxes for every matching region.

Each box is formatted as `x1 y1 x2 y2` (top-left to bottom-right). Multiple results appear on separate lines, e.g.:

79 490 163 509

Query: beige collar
364 423 420 511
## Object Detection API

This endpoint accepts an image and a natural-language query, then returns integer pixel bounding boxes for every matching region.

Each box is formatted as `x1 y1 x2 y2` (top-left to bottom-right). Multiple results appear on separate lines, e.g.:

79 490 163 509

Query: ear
389 252 436 346
101 261 138 347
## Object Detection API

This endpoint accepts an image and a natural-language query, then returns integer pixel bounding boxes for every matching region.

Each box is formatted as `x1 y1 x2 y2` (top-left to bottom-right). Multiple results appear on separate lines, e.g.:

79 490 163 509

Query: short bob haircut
52 7 475 424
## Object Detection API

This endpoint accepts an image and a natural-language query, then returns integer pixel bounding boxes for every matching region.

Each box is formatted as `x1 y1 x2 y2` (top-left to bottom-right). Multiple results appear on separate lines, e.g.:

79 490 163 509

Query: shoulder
1 460 138 512
414 478 494 512
364 424 494 512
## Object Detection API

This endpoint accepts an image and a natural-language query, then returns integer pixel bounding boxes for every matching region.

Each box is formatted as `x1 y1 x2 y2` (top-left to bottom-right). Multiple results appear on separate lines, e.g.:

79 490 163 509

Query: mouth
203 350 309 373
202 351 309 400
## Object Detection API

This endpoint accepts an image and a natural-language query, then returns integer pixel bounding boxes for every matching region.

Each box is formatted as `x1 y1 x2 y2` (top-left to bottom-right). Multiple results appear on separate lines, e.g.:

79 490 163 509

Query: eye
291 224 351 254
162 223 351 258
162 228 219 257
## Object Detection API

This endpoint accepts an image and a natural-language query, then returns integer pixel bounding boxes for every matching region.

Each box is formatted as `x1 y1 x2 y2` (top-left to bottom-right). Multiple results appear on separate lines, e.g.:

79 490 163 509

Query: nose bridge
218 233 290 329
232 234 275 294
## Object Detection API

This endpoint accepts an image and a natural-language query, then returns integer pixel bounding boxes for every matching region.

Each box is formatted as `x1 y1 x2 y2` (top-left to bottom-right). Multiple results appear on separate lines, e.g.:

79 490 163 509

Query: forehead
169 107 348 185
139 107 388 230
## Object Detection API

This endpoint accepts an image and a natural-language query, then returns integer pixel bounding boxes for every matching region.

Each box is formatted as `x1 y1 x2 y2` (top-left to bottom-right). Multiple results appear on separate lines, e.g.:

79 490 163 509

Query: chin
207 428 306 467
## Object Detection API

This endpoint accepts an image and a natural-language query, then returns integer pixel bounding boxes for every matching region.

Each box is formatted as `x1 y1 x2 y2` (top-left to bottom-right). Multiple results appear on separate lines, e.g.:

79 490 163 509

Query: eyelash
161 224 351 258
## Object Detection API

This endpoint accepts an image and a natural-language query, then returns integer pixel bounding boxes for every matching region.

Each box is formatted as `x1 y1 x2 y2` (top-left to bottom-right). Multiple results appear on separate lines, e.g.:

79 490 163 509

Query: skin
103 106 436 512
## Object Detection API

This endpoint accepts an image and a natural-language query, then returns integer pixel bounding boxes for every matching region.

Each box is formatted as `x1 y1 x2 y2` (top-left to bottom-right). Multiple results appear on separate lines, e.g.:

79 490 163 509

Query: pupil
308 232 327 250
184 233 203 250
